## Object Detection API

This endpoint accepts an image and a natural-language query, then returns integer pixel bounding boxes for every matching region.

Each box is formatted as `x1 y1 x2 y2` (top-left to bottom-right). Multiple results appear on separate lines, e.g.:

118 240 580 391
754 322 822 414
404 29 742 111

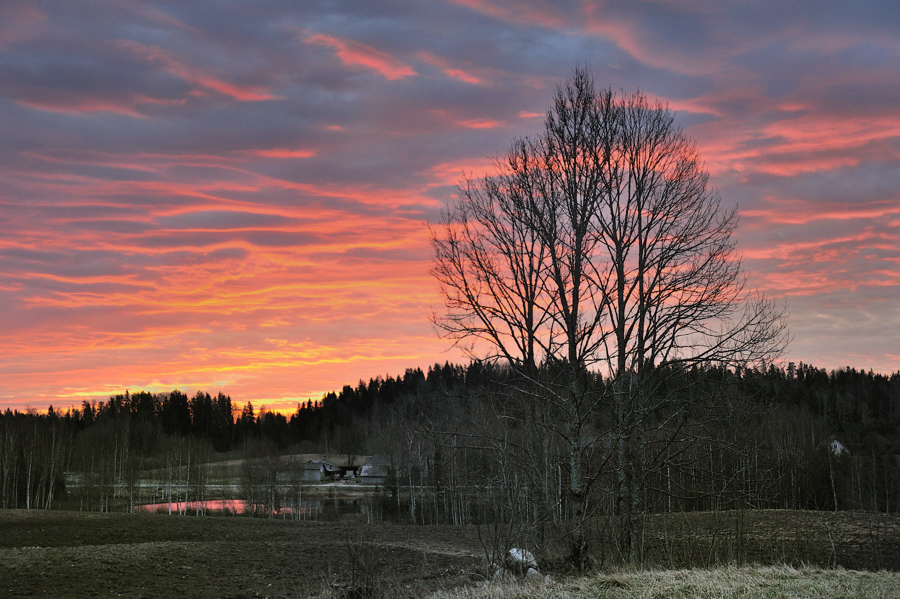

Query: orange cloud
459 119 502 129
0 175 451 412
249 148 318 158
0 260 457 413
304 33 416 80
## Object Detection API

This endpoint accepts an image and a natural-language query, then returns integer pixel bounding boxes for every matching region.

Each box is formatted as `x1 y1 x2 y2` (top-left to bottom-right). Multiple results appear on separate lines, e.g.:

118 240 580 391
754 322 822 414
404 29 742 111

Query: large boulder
505 548 538 574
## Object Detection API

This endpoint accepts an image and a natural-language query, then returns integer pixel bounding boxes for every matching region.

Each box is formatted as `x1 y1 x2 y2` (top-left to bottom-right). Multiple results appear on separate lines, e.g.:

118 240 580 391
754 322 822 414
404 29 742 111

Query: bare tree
431 66 788 566
240 438 281 518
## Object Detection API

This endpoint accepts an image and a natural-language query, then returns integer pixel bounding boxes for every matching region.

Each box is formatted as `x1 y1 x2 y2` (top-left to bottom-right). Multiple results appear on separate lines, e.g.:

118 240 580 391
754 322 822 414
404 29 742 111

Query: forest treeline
2 361 899 533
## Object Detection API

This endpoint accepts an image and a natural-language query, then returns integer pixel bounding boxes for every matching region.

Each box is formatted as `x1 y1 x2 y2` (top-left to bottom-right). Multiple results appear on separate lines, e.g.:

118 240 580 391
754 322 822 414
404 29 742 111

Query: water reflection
137 498 374 520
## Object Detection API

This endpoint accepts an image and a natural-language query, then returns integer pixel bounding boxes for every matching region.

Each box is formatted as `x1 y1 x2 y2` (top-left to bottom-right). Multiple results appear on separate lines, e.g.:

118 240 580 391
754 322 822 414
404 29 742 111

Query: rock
506 548 538 573
525 567 543 581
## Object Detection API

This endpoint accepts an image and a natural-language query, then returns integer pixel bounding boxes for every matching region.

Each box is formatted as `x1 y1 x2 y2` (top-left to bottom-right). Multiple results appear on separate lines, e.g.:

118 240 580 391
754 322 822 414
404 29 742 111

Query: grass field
2 509 899 598
426 566 900 599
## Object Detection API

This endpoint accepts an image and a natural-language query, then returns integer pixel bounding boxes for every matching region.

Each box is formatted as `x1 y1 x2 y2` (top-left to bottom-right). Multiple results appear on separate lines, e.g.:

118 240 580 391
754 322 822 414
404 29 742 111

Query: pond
136 497 378 520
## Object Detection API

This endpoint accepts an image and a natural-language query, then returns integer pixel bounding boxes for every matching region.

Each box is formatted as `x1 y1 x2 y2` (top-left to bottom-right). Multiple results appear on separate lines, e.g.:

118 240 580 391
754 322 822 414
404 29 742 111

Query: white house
829 438 848 456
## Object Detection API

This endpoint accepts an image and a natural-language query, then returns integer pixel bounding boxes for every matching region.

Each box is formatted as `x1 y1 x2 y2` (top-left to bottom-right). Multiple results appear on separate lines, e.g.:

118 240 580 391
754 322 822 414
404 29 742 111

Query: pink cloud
113 40 280 102
0 4 46 47
761 114 900 155
116 1 199 34
447 0 565 29
446 1 738 76
16 98 147 118
416 51 485 84
304 33 416 80
742 231 881 261
693 104 900 179
582 13 729 76
428 157 497 186
744 199 900 225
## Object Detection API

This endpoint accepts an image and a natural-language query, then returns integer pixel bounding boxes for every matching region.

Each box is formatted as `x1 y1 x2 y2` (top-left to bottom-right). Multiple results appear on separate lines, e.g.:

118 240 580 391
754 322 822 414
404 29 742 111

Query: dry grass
598 509 900 571
424 565 900 599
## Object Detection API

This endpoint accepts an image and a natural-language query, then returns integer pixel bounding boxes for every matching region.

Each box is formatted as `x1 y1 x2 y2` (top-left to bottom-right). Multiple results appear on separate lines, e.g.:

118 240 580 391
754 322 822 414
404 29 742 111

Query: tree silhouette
431 66 789 565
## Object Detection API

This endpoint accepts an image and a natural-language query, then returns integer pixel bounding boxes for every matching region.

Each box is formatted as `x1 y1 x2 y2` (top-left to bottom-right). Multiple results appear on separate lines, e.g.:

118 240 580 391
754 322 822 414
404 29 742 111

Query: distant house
359 454 391 485
829 438 849 457
338 464 360 479
301 459 341 482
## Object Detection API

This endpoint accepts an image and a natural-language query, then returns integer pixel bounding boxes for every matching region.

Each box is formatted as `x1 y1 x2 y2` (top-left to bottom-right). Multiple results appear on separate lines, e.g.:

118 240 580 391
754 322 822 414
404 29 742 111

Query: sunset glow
1 1 898 413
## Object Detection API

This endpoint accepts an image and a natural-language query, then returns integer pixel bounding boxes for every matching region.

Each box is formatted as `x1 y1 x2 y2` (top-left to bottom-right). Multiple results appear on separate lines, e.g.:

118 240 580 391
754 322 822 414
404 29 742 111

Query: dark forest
3 362 899 523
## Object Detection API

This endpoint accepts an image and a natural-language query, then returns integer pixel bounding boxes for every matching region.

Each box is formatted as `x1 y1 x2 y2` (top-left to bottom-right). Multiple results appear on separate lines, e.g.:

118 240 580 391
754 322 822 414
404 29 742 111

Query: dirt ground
0 511 484 598
3 509 899 598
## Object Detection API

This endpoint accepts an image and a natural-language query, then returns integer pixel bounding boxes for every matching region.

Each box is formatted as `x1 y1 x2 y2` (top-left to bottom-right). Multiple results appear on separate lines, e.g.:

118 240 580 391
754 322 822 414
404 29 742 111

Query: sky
1 0 899 414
